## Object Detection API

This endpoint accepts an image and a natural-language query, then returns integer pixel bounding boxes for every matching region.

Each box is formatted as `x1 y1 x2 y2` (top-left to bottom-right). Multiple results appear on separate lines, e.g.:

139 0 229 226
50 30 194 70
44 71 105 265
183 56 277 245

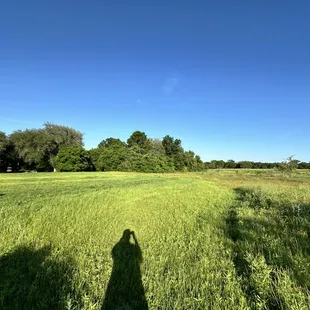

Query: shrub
54 146 94 172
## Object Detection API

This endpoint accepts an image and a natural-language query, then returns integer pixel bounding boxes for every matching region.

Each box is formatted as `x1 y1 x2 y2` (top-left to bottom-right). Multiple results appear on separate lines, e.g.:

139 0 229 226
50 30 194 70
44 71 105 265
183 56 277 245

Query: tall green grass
0 171 309 309
226 185 310 309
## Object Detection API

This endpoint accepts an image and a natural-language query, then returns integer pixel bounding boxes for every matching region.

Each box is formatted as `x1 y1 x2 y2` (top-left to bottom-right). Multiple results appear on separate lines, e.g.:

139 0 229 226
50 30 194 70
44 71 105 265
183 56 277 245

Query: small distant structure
6 166 12 173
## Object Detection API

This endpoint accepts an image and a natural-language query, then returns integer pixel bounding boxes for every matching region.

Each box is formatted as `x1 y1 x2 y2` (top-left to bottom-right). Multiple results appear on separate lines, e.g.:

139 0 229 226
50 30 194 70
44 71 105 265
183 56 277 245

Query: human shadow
102 229 148 310
0 245 77 310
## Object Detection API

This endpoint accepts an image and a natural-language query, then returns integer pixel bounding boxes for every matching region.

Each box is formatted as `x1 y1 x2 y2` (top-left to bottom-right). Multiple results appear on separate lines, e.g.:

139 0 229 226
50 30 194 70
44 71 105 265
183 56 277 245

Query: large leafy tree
148 139 166 156
127 131 151 154
10 129 52 171
183 151 195 170
98 138 126 149
225 160 236 169
0 132 11 171
182 151 204 171
238 161 254 169
96 138 128 171
54 146 93 172
0 131 6 153
119 146 172 173
206 160 225 169
162 135 182 156
127 131 148 148
161 135 186 171
299 162 310 169
44 123 83 170
88 148 101 170
10 123 84 171
119 146 144 171
44 122 83 146
0 132 19 172
0 132 6 171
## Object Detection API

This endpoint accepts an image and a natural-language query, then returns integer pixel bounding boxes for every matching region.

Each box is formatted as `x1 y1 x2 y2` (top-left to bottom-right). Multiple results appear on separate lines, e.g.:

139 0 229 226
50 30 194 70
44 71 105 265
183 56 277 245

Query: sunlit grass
0 171 309 309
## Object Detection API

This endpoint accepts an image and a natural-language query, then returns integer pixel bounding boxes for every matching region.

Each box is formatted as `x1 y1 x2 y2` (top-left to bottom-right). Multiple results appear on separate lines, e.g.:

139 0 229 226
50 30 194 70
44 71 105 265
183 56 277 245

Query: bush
54 146 94 172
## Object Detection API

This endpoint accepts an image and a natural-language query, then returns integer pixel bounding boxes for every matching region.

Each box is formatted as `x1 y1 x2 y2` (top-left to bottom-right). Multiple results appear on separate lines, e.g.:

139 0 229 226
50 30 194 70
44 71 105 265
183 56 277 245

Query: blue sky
1 1 309 162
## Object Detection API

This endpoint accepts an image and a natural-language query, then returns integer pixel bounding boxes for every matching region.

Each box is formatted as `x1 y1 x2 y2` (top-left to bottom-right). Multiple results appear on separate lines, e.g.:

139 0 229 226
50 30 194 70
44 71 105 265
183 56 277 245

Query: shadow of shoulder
0 244 78 310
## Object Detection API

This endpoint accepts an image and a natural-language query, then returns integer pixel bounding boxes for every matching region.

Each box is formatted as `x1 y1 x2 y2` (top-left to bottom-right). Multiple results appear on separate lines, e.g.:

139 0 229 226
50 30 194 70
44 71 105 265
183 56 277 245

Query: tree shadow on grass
0 245 77 310
102 229 148 310
234 187 310 260
225 209 258 304
226 187 310 309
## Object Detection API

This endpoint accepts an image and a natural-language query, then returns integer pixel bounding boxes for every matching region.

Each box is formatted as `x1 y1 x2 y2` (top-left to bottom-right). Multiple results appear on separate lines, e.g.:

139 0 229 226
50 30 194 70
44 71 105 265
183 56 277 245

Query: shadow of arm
132 231 143 263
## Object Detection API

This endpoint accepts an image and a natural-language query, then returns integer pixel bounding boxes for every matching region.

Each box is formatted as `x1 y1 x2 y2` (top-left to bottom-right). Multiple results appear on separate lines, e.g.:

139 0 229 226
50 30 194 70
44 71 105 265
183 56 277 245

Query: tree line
0 123 309 172
205 159 310 169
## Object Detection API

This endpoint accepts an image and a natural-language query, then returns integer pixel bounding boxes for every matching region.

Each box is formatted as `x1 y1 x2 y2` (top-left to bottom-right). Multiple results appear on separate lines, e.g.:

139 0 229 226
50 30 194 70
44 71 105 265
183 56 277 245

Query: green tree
183 151 205 171
44 123 83 170
44 122 83 147
89 139 127 171
127 131 148 148
88 148 101 170
207 160 225 169
119 146 172 173
0 132 13 171
10 129 52 171
194 155 204 171
54 146 93 172
127 131 150 154
162 135 182 156
172 152 185 171
98 138 126 149
238 161 254 169
148 139 166 156
0 131 6 153
298 162 310 169
278 156 299 176
183 151 195 171
161 135 185 171
96 138 128 171
225 160 236 169
10 123 84 171
119 146 144 172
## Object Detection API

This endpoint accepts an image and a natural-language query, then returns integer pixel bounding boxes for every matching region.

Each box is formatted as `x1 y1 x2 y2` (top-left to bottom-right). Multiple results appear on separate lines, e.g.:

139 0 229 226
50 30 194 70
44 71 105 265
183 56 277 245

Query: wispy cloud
278 132 294 141
1 118 39 126
136 99 143 105
162 77 179 95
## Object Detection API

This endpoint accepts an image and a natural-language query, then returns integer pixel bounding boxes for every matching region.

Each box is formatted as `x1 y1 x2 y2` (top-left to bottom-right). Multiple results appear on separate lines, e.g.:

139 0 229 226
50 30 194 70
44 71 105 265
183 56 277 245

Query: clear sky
0 1 309 162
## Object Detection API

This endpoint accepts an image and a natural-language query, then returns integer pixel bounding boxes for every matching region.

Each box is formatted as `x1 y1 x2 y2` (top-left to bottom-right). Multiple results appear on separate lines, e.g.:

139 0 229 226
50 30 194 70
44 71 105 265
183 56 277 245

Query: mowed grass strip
0 172 310 309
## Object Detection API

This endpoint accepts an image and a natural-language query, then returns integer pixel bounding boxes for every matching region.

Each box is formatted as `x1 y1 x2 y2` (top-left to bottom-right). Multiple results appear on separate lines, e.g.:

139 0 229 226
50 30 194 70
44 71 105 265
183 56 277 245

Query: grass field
0 171 310 309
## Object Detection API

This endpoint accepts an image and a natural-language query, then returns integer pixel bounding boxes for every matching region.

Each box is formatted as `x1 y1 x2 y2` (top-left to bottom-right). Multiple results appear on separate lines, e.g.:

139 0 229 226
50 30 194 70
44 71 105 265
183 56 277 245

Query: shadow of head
0 245 76 310
121 229 131 242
